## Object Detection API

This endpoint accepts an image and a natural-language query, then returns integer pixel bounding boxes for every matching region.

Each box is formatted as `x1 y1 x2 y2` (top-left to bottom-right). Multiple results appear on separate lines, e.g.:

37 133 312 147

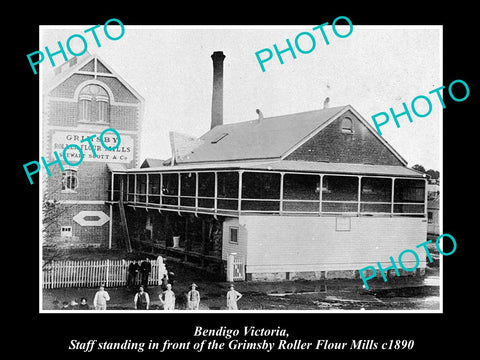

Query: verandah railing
110 171 427 217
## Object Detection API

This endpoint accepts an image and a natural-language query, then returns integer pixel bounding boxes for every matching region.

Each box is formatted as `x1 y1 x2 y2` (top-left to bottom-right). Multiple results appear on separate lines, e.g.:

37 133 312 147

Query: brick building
42 53 143 248
108 51 428 281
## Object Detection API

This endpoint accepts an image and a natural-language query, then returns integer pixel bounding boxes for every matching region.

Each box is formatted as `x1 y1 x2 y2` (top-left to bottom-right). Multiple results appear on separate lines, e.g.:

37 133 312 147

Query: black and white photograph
14 7 474 358
38 24 443 313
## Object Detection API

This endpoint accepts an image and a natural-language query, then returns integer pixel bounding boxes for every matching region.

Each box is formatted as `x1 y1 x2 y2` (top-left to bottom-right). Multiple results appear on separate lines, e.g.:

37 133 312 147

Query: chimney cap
323 97 330 109
256 108 264 122
211 51 226 60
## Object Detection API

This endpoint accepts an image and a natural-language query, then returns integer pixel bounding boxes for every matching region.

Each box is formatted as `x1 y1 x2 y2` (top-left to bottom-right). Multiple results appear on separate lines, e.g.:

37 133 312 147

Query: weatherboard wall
240 215 427 279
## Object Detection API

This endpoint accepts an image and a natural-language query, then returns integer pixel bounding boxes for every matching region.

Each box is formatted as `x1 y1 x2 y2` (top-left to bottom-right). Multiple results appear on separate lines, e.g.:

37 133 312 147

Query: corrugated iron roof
247 160 426 177
141 158 166 168
175 106 348 163
122 160 425 178
106 163 128 172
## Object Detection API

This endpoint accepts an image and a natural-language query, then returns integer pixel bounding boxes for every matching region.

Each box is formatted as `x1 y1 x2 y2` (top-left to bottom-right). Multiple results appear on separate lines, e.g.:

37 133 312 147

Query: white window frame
229 226 239 244
61 169 78 193
60 226 72 237
341 117 354 134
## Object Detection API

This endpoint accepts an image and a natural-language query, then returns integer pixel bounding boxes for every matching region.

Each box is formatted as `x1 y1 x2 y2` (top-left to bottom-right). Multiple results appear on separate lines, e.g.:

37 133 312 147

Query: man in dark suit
140 258 152 289
127 260 140 289
134 286 150 310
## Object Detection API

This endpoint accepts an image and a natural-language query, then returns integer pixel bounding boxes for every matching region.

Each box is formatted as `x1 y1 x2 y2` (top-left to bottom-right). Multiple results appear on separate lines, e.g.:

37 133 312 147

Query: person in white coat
160 284 175 310
226 284 242 310
93 284 110 310
187 283 200 310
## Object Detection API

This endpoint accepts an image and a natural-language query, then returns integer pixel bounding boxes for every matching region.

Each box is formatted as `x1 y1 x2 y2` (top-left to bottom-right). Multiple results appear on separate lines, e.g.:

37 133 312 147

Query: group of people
133 271 175 310
58 298 90 310
126 258 152 290
133 282 177 310
57 284 110 310
57 283 243 311
55 257 244 310
133 282 243 310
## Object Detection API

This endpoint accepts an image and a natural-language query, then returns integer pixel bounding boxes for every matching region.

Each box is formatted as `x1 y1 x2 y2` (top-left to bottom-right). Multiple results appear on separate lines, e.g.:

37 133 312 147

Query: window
341 117 354 134
78 95 92 121
230 227 238 244
241 172 280 211
360 177 392 213
217 172 239 210
198 172 215 209
394 179 425 214
322 175 358 212
180 173 196 207
136 174 147 203
61 169 78 192
162 173 179 206
147 174 161 204
428 211 433 223
283 174 320 212
61 226 72 237
242 172 280 199
97 99 109 122
77 84 110 123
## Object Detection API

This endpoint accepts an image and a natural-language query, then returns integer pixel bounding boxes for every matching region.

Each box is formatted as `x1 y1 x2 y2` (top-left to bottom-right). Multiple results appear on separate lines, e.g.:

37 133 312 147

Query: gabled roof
141 158 166 168
175 106 347 164
106 163 127 172
172 105 407 166
45 52 144 103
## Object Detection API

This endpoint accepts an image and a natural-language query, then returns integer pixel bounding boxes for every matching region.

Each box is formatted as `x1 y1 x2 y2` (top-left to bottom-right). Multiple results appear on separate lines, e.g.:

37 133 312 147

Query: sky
40 24 442 171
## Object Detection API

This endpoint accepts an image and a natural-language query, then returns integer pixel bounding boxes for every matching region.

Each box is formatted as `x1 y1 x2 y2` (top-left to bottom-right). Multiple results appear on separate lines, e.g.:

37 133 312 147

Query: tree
412 164 440 179
425 169 440 180
412 164 426 173
411 164 440 183
42 181 78 268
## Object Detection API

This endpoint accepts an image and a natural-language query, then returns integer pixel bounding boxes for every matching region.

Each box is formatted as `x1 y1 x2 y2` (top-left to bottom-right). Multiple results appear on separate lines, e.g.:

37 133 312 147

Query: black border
16 5 474 358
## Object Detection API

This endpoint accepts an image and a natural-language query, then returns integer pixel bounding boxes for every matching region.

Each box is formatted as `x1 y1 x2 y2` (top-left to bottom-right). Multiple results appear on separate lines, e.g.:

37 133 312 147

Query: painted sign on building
51 130 134 163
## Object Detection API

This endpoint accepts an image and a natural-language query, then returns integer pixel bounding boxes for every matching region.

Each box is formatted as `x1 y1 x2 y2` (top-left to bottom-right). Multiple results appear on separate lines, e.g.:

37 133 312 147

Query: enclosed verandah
107 161 426 273
108 161 427 218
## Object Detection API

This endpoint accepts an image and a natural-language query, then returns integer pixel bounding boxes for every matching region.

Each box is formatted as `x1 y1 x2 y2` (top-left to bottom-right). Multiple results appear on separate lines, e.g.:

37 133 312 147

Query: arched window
78 84 110 123
62 169 78 192
341 117 354 134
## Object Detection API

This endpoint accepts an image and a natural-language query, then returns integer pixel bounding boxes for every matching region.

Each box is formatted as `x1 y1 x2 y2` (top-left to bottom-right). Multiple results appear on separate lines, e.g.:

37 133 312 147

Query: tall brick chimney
211 51 225 129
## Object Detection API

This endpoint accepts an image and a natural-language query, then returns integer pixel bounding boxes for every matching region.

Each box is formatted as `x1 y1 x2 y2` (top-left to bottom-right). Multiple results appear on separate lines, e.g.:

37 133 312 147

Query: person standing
226 284 242 310
134 286 150 310
127 260 140 289
93 284 110 310
167 270 175 286
140 258 151 289
187 283 200 310
161 274 169 292
160 284 175 310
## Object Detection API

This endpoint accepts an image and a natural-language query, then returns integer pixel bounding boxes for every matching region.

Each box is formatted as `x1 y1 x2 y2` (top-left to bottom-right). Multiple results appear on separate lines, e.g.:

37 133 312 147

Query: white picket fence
42 256 167 289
